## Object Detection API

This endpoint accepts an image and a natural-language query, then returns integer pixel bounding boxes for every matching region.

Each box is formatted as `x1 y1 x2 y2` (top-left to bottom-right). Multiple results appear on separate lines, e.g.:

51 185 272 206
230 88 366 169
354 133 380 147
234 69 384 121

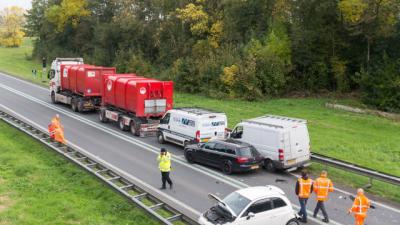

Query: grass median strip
0 120 160 225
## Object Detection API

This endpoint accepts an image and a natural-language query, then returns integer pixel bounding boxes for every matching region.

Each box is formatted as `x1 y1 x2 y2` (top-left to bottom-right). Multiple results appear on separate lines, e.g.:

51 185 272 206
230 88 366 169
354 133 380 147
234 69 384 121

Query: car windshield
238 146 259 157
221 192 251 217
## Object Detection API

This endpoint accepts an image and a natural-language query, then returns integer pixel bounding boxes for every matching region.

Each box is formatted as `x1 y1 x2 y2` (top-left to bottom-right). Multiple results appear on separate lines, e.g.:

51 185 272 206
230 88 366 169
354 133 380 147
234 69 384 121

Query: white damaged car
198 186 298 225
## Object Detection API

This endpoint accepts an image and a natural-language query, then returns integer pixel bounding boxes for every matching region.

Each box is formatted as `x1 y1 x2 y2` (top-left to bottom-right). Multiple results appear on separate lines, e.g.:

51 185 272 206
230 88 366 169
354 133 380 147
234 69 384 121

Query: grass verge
0 120 159 225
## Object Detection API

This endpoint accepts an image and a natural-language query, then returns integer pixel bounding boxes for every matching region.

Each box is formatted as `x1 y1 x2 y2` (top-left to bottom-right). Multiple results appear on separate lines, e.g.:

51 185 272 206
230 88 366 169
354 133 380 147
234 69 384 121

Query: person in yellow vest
348 188 371 225
295 170 313 223
157 148 173 189
313 170 334 223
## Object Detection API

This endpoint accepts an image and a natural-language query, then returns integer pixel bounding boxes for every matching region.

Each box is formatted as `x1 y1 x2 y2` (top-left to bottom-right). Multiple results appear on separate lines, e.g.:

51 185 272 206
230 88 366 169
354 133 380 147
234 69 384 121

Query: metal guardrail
311 153 400 186
0 110 198 225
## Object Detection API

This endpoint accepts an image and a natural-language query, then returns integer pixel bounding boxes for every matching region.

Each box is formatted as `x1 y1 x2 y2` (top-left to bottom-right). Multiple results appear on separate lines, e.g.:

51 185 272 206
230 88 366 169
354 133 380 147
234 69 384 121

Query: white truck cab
157 108 228 147
48 58 84 101
229 115 311 172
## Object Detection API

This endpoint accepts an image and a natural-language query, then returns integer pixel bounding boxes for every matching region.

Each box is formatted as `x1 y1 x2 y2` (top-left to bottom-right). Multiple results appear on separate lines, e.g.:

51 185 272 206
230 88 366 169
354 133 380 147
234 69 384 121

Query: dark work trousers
314 201 329 220
161 171 172 188
298 198 309 221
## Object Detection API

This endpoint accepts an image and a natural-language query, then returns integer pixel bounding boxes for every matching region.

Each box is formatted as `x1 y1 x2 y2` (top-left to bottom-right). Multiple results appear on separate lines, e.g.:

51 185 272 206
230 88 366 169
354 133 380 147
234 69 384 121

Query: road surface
0 72 399 225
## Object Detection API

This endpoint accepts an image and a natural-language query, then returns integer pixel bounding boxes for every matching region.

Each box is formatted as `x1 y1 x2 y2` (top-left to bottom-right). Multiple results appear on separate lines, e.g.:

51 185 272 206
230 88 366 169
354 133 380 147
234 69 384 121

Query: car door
269 197 291 224
198 142 216 166
159 112 171 139
235 198 275 225
208 143 226 166
230 126 243 140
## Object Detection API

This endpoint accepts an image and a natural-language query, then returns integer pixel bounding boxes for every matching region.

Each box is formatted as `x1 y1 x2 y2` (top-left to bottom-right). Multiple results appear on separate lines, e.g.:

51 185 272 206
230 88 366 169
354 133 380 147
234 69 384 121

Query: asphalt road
0 73 399 225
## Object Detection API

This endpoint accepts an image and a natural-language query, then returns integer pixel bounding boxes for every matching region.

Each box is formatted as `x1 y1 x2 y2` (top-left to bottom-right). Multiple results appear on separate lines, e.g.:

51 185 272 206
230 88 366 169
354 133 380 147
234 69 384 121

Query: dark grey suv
184 139 263 174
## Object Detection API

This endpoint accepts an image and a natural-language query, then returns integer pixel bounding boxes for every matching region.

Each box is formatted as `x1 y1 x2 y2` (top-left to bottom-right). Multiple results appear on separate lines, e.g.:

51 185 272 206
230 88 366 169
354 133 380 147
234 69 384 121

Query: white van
229 115 311 171
157 108 228 147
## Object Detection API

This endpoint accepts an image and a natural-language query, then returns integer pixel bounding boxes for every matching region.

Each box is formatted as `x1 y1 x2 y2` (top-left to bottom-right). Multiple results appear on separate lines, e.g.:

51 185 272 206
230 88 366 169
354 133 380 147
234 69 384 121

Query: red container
102 74 173 118
61 64 116 97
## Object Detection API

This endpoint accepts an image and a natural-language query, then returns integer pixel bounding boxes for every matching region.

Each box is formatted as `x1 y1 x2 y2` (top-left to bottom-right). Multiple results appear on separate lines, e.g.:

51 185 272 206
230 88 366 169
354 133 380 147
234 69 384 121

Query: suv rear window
237 146 259 157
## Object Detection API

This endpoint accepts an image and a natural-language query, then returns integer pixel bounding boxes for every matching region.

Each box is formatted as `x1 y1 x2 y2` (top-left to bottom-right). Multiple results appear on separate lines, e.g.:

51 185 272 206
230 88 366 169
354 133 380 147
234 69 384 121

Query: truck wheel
71 99 78 112
130 120 141 136
222 161 233 175
157 132 165 144
77 99 84 113
118 118 128 131
99 109 108 123
51 92 57 104
264 159 276 172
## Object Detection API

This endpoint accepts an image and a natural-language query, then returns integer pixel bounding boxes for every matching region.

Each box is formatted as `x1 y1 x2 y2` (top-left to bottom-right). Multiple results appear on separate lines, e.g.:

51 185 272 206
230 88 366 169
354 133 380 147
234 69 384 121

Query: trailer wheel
99 109 108 123
130 120 141 136
157 132 165 144
77 99 84 113
71 98 78 112
118 118 128 131
51 92 57 104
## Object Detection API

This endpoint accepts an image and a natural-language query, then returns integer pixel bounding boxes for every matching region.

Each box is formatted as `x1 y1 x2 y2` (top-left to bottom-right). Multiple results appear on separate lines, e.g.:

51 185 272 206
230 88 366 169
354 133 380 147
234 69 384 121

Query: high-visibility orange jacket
314 176 334 201
51 117 62 129
48 123 55 139
297 178 313 198
54 127 66 144
350 194 370 218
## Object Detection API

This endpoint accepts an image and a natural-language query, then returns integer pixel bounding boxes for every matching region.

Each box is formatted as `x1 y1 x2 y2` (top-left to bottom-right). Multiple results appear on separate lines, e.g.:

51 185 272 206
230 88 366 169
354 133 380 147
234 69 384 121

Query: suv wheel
286 219 299 225
185 151 195 164
264 159 276 172
157 132 165 144
222 161 233 175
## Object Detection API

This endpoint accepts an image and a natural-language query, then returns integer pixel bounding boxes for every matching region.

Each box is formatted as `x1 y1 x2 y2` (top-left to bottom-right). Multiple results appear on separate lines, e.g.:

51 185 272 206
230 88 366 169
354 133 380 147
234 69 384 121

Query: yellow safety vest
158 152 171 172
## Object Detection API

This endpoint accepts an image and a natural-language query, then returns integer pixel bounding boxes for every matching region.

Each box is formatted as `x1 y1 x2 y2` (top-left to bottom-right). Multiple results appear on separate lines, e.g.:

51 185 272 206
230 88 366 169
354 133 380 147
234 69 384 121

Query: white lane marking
0 82 346 225
0 72 48 91
0 103 201 220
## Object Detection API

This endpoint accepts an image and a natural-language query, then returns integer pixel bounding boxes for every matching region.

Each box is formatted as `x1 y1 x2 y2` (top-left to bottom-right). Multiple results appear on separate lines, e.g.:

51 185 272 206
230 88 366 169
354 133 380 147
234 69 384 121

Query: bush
357 56 400 113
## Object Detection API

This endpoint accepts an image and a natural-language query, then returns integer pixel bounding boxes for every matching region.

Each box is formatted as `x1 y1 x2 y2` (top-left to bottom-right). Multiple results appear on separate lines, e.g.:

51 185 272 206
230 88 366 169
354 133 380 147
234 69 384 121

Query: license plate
251 165 259 170
287 159 296 165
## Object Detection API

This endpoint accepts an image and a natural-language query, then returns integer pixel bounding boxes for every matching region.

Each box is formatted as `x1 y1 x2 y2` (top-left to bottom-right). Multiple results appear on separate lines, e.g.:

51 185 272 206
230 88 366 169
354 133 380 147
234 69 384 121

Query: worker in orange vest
312 170 334 223
295 170 313 223
48 114 66 144
348 188 371 225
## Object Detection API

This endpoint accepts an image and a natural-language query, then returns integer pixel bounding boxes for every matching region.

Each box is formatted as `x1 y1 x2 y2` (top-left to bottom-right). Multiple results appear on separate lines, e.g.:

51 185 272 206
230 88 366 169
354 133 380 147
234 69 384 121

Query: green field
1 38 399 202
0 120 159 225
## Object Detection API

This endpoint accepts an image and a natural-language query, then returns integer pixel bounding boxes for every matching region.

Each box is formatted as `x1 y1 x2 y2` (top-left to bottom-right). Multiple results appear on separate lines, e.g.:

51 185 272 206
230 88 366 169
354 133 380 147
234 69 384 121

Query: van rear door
287 124 310 163
199 114 227 141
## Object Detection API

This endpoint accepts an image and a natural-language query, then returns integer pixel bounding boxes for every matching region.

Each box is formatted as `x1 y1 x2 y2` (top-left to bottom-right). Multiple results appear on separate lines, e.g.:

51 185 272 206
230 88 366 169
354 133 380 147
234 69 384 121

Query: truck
228 115 311 172
48 58 116 112
99 73 174 136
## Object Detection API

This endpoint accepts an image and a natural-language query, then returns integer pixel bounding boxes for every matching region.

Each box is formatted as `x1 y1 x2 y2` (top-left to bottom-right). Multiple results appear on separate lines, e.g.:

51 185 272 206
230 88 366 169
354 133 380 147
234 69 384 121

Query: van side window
232 126 243 139
160 113 170 124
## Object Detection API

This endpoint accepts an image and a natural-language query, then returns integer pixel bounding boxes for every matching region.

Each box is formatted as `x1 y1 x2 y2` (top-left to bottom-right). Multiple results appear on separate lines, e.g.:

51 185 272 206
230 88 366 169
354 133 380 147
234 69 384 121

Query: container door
288 125 309 161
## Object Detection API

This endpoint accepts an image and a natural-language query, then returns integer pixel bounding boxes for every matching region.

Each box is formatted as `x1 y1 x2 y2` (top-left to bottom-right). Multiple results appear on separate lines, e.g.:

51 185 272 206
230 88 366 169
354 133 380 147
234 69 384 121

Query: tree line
25 0 400 112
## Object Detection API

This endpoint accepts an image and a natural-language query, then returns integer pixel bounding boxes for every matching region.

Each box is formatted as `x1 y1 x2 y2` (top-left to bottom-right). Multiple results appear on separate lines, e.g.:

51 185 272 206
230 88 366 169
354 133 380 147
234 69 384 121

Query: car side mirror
246 212 255 220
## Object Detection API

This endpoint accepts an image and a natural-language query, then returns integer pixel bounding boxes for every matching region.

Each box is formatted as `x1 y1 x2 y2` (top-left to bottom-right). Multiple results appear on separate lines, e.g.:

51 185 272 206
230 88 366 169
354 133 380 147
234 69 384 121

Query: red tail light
278 149 284 161
195 130 200 142
236 157 249 164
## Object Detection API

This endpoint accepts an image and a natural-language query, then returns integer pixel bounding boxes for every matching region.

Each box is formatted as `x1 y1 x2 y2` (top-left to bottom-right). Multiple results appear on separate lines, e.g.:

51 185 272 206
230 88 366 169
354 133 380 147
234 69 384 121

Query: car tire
286 219 299 225
118 117 128 131
222 161 233 175
185 151 195 164
157 132 165 144
99 109 108 123
264 159 276 172
51 91 57 104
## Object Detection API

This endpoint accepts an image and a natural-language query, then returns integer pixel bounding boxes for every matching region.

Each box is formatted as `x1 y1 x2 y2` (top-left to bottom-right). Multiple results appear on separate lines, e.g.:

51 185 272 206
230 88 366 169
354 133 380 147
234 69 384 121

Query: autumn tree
0 6 25 47
46 0 90 32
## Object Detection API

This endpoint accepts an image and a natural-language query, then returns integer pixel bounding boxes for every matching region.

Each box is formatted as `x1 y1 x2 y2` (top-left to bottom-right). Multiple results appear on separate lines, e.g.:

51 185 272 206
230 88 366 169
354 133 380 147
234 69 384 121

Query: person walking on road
296 170 313 223
348 188 370 225
313 170 334 223
157 148 173 190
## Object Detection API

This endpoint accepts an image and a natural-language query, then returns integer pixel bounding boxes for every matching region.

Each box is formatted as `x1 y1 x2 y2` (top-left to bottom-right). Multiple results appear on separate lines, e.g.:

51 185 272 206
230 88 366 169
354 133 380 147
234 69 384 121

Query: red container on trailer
61 64 116 97
102 74 173 118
